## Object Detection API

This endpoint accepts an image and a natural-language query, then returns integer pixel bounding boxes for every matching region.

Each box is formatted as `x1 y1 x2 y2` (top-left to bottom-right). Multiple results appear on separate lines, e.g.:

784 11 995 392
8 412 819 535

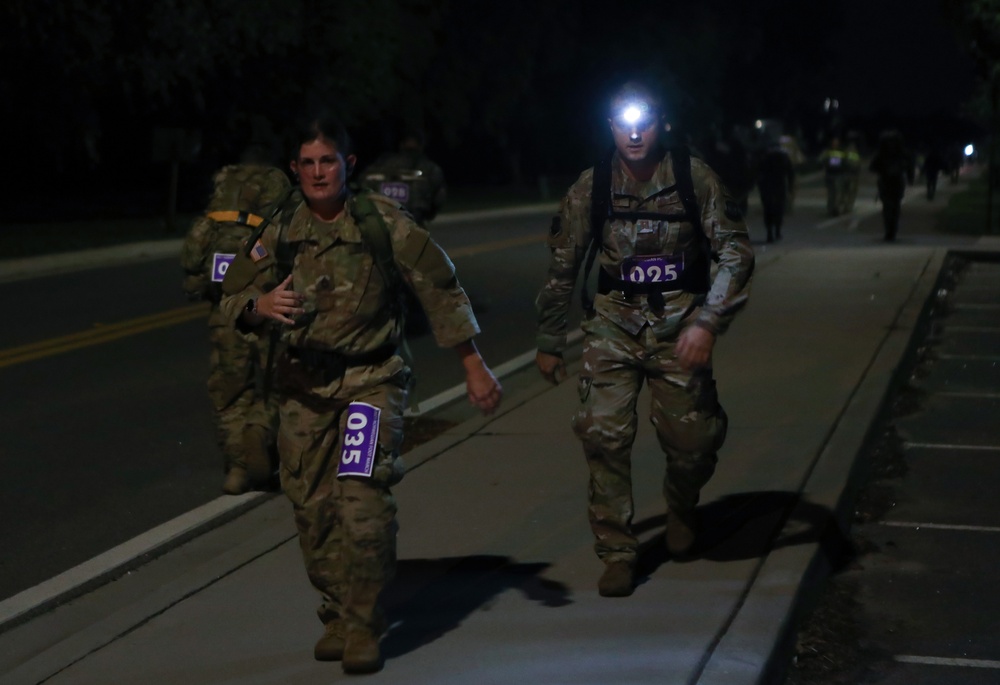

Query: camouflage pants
573 321 728 564
825 175 853 215
206 320 277 471
276 363 408 637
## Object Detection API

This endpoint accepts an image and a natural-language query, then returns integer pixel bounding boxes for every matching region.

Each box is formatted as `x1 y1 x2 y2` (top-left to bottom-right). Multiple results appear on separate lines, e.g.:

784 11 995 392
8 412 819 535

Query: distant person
844 135 862 212
820 136 851 216
699 131 754 216
922 146 947 200
535 81 754 597
869 130 915 242
359 130 446 227
755 140 796 243
220 112 501 674
947 146 963 183
359 130 448 335
180 147 289 494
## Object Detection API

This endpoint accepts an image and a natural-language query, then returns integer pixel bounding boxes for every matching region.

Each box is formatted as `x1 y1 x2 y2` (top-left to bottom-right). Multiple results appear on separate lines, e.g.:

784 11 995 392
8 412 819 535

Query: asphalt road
0 167 980 605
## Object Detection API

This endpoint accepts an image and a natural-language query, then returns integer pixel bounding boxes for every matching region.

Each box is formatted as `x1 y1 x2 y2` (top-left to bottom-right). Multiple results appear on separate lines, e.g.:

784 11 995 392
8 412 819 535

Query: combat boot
221 466 249 495
597 560 634 597
666 509 698 557
314 624 345 661
242 425 274 485
342 631 383 674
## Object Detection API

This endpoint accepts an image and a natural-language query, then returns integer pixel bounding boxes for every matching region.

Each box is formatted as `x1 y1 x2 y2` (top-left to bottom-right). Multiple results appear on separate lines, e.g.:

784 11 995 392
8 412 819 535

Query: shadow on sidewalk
635 491 856 582
382 555 572 659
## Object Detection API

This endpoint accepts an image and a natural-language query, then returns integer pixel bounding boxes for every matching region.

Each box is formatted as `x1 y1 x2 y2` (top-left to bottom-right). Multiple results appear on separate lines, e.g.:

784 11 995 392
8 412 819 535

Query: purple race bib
621 254 684 284
379 181 410 203
211 253 235 282
338 402 381 478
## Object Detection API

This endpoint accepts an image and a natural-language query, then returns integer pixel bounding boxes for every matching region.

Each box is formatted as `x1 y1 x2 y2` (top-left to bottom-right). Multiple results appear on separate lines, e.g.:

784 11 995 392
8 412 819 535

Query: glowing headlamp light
622 105 644 124
613 101 655 133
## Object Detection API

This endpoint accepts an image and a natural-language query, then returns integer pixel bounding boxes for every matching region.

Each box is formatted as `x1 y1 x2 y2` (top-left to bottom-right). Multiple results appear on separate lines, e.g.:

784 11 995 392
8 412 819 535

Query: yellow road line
447 234 545 258
0 303 208 368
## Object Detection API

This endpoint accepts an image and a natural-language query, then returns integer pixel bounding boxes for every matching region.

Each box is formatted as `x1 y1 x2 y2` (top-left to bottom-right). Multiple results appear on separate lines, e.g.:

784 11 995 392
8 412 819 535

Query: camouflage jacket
536 150 755 354
220 191 479 357
180 164 291 318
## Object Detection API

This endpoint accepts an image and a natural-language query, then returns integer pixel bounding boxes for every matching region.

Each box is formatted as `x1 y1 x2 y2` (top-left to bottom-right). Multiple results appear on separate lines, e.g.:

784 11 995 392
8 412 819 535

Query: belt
287 345 397 373
206 210 266 227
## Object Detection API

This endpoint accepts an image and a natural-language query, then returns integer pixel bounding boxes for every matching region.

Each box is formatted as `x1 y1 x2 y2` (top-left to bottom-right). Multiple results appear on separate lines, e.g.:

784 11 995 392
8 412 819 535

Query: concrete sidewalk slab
0 243 956 685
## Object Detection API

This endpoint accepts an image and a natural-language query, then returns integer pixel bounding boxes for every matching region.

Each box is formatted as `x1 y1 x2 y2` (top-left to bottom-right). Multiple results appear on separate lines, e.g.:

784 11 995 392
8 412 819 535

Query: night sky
832 0 977 117
0 0 988 218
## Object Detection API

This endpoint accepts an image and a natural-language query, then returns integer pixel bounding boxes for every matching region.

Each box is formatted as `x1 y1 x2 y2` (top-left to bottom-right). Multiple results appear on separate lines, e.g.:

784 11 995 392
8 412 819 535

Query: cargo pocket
691 370 721 416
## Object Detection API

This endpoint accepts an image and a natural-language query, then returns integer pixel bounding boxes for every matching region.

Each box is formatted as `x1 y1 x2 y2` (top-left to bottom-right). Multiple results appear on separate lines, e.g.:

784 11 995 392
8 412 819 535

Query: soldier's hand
536 351 567 385
465 360 503 415
257 275 305 325
676 326 715 370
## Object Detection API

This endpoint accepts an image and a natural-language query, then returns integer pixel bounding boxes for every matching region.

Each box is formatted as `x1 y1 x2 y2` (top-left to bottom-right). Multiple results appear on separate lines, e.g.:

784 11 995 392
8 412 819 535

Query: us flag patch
250 240 268 262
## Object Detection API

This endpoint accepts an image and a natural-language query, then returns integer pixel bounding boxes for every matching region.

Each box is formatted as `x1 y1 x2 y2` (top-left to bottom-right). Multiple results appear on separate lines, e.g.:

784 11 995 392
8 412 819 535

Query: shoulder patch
249 240 269 262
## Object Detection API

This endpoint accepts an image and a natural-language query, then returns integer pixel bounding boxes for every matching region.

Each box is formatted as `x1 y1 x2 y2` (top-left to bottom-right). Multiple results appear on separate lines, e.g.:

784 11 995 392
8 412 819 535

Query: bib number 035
338 402 381 478
621 254 684 284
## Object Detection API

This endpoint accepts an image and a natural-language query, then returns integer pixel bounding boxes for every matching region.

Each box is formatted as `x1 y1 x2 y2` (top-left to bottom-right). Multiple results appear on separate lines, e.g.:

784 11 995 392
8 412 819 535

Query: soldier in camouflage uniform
220 114 502 674
180 157 291 494
535 82 755 597
358 130 446 228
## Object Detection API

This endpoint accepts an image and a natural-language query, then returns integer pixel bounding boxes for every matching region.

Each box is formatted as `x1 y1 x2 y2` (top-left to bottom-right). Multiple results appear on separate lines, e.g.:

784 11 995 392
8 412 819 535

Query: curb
0 491 271 634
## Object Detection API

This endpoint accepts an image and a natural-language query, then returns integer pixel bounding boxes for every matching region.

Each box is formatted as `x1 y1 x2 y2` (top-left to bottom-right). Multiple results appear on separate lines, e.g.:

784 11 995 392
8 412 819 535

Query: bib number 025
621 254 684 284
338 402 381 478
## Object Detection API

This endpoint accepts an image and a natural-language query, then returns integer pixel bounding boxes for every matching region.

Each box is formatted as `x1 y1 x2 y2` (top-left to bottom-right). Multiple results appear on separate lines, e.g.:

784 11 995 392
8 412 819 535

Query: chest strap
206 210 266 227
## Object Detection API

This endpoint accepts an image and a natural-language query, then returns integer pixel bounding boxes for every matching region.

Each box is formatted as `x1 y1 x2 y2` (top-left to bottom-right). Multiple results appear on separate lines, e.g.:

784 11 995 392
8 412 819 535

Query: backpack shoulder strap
670 145 703 236
349 192 399 293
349 192 415 378
581 145 615 311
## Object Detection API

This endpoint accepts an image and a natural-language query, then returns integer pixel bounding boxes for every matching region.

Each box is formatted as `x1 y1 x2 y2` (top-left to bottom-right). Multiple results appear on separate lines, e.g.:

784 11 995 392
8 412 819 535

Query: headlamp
612 101 655 132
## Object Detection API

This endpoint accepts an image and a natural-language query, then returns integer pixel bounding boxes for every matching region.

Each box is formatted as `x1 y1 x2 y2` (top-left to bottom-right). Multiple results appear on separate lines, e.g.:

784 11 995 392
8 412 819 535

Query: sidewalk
3 203 999 684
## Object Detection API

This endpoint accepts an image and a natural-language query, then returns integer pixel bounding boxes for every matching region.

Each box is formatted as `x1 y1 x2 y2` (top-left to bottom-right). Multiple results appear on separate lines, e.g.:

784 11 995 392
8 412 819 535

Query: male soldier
843 133 863 212
820 135 851 216
180 149 290 494
869 129 915 241
359 129 446 227
220 113 501 674
755 139 796 242
535 81 754 597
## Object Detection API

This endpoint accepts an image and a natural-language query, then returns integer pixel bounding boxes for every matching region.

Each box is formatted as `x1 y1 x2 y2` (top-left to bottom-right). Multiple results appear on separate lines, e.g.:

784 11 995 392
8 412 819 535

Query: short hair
400 129 425 148
609 81 664 119
291 111 353 160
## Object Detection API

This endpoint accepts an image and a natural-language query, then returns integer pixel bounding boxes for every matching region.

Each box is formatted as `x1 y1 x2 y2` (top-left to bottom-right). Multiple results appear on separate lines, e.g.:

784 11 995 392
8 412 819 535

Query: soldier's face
291 137 356 207
609 104 661 164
